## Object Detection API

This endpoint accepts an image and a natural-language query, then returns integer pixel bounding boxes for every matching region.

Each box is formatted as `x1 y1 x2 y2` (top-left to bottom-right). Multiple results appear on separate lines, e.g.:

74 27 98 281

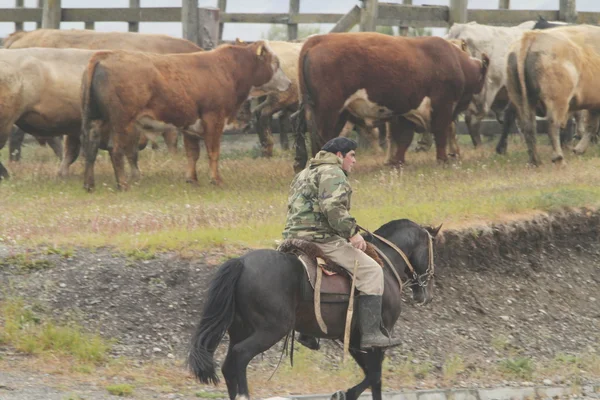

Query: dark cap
321 137 357 156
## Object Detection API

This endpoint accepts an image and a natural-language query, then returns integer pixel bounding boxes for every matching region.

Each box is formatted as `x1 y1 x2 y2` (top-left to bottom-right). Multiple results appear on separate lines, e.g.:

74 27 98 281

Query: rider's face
338 150 356 173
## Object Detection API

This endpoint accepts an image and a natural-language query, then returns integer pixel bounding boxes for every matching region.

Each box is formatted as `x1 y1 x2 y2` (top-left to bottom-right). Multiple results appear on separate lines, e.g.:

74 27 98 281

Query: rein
357 224 435 289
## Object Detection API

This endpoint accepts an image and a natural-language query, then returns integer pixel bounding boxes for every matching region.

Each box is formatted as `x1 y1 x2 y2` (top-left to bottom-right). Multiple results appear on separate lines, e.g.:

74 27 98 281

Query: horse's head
408 223 441 305
369 219 442 305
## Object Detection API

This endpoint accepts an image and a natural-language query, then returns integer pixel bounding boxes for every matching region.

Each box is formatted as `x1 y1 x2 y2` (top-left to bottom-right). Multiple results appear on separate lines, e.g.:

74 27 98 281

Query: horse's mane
373 218 420 238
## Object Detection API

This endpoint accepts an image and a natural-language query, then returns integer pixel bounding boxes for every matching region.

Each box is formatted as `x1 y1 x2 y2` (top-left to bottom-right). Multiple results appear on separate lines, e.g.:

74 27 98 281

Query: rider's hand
349 233 367 252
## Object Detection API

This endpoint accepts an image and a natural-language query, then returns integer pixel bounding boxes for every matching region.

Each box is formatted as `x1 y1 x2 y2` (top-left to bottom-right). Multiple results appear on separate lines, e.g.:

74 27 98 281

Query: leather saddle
278 238 383 303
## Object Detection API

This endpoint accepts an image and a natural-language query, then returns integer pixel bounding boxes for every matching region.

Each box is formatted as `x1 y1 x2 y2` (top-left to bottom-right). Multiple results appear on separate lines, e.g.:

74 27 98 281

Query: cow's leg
46 136 64 160
386 117 415 166
58 134 81 177
8 126 25 162
547 120 566 165
0 126 10 180
202 114 225 185
278 110 292 151
123 124 142 185
448 121 460 158
415 131 434 152
496 103 517 155
83 120 108 192
255 100 281 158
464 112 483 148
517 109 541 166
357 124 383 153
430 108 455 163
183 133 201 184
573 110 586 141
574 111 600 155
163 127 179 155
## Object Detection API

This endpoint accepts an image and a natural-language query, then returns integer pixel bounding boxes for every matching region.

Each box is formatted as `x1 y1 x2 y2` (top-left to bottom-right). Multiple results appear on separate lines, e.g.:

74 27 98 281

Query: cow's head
247 40 291 97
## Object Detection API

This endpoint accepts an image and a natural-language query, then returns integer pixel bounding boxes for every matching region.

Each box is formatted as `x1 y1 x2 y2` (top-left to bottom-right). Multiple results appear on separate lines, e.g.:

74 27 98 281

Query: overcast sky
1 0 599 40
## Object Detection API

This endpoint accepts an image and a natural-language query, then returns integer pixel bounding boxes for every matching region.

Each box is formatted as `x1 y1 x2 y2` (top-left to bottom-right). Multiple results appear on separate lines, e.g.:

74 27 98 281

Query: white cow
446 21 535 148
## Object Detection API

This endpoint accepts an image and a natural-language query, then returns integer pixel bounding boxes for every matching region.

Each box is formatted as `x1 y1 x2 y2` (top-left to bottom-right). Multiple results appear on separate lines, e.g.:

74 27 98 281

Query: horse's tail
187 258 245 384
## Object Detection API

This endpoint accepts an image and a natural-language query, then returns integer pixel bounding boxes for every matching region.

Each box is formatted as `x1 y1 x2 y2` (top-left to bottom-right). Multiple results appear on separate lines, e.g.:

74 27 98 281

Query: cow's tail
187 258 245 385
291 46 317 172
515 32 539 123
81 52 110 191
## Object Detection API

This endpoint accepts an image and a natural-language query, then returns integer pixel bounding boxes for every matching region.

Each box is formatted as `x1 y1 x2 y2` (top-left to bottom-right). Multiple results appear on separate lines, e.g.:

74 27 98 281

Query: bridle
357 224 435 292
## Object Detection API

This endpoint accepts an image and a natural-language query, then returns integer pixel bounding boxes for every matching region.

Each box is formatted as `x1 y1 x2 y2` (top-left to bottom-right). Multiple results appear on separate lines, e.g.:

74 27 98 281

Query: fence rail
1 0 597 39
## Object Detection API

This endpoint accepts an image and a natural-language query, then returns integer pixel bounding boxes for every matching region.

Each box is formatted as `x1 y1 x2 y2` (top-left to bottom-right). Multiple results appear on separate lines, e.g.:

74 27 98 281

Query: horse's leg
221 318 253 400
335 348 370 400
365 349 385 400
332 346 385 400
231 326 289 399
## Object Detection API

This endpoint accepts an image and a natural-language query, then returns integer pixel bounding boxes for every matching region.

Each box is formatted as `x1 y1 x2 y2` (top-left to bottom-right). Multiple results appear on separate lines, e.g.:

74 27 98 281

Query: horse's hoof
330 391 346 400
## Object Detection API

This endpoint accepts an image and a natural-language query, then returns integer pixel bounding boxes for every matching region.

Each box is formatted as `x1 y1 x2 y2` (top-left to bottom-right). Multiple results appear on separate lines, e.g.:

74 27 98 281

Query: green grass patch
499 357 535 379
195 391 228 399
106 383 134 397
0 254 53 272
3 138 600 252
0 297 111 364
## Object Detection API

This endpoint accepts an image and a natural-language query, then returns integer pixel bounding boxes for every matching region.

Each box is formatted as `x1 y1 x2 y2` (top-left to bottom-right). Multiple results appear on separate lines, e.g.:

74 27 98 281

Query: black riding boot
297 333 320 350
358 295 402 349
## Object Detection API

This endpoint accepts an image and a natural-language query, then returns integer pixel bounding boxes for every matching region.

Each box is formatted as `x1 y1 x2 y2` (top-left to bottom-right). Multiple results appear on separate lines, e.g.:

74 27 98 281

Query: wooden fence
1 0 596 47
1 0 595 136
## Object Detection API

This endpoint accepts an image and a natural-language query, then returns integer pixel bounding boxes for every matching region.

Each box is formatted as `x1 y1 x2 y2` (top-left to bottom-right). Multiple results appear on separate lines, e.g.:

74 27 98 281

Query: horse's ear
425 223 443 238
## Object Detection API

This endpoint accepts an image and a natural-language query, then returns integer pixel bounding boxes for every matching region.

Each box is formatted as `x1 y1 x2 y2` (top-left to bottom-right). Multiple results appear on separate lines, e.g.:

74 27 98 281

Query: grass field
2 133 600 253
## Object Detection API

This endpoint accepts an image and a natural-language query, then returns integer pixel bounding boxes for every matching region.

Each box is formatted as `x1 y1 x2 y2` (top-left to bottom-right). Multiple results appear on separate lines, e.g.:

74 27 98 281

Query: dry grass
2 134 600 253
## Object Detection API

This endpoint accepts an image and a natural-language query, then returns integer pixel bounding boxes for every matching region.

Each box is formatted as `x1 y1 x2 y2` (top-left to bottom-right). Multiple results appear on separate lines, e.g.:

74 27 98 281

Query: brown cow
5 29 203 162
82 41 291 191
294 32 489 171
506 25 600 165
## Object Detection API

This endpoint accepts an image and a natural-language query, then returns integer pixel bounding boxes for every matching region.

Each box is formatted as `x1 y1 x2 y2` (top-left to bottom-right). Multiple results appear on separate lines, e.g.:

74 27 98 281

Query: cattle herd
0 17 598 190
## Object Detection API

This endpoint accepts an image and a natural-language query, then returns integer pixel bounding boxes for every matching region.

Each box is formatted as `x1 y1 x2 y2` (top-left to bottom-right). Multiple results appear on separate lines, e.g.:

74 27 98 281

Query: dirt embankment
0 208 599 398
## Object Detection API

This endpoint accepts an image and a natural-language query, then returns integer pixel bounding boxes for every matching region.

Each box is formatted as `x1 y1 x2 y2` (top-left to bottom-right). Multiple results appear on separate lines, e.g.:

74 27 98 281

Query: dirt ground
0 207 599 399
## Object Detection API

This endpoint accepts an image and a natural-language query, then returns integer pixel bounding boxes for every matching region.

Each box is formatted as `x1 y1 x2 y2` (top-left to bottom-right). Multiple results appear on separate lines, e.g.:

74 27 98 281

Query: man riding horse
283 137 401 350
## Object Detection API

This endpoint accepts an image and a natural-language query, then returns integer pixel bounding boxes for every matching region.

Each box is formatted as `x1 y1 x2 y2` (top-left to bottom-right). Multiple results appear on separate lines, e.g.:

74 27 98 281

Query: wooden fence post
498 0 510 9
288 0 300 41
448 0 468 26
198 7 220 50
330 5 361 33
182 0 199 46
399 0 412 36
559 0 577 23
15 0 24 31
129 0 139 32
36 0 42 29
359 0 378 32
42 0 61 29
218 0 226 41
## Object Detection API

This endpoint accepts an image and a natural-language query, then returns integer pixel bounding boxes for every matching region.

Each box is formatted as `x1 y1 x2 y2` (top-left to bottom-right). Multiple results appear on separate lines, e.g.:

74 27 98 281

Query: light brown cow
294 32 489 171
4 29 203 162
81 41 291 191
0 48 98 181
4 29 201 54
506 25 600 165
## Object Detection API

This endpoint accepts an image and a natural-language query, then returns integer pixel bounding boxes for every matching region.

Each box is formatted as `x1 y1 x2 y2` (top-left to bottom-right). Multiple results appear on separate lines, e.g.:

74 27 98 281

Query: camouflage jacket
282 151 358 243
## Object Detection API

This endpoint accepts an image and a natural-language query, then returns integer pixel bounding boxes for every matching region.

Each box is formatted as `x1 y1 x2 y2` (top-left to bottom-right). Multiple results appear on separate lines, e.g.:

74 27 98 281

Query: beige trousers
315 238 384 295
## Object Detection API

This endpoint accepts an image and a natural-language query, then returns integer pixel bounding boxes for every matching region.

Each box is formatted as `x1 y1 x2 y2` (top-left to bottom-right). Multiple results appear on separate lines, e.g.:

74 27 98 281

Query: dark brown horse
187 219 440 400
